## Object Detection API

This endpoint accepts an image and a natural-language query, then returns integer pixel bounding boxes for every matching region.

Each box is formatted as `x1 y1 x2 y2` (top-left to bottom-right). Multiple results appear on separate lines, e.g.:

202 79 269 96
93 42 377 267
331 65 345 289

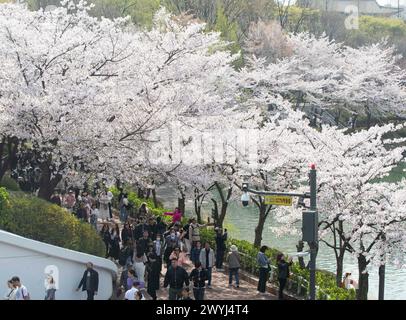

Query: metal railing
236 251 331 300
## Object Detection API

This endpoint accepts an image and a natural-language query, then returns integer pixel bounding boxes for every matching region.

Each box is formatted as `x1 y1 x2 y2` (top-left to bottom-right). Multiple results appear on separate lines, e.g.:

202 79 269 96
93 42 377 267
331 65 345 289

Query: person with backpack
11 276 30 300
277 253 293 300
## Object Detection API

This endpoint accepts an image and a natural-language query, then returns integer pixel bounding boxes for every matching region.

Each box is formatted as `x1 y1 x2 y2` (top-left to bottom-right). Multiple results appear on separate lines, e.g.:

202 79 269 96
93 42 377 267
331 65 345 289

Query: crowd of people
3 187 295 300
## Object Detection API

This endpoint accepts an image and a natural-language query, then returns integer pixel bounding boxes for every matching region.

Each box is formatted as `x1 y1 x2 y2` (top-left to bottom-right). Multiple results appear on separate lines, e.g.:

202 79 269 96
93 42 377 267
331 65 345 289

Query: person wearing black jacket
277 253 293 300
121 222 133 245
76 262 99 300
189 262 208 300
137 231 152 255
163 259 190 300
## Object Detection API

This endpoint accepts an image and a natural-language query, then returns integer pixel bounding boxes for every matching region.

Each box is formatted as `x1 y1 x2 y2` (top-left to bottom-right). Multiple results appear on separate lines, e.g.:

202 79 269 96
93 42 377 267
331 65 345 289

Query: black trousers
278 278 287 300
108 203 112 218
216 250 224 269
257 267 269 293
86 290 95 300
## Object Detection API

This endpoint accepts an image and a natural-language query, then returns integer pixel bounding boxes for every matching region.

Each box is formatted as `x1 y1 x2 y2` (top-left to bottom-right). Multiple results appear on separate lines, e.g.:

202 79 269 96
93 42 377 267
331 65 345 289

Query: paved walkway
108 213 276 300
154 264 277 300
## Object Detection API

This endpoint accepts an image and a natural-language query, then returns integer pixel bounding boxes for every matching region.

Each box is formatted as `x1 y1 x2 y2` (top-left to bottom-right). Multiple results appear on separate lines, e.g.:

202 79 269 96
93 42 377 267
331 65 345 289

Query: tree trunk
0 136 19 182
214 182 232 228
37 162 62 200
145 188 151 199
210 198 219 227
254 205 267 248
336 250 345 287
357 255 369 300
178 196 185 216
151 188 158 208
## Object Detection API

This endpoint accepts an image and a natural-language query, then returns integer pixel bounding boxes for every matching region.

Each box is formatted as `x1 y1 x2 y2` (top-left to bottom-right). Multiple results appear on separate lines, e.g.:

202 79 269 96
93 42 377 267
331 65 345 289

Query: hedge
0 187 9 211
0 175 20 191
0 191 105 257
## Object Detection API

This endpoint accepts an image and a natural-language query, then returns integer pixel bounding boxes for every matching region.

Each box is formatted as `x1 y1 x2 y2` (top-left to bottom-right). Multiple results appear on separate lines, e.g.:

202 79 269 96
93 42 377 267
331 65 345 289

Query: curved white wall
0 230 117 300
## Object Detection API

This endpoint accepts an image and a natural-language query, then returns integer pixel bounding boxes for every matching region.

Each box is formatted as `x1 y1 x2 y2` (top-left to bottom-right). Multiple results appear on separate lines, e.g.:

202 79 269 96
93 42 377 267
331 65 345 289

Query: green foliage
0 193 105 257
0 175 21 191
347 16 406 44
90 0 161 29
212 4 243 68
0 187 10 213
109 186 172 223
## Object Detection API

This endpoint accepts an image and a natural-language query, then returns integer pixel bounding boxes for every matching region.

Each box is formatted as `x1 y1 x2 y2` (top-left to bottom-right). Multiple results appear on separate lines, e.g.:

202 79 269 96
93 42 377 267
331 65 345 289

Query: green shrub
0 187 10 213
0 193 105 257
0 175 20 191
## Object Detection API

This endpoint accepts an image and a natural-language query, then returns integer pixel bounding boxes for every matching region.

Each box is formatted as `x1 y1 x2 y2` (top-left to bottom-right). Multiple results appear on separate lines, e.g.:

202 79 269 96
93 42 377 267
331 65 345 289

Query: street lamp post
241 164 318 300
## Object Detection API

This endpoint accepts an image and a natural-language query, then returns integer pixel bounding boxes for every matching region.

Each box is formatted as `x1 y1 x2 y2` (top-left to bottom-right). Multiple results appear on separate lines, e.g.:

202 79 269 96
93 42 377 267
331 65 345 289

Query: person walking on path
227 245 241 288
119 193 129 223
257 246 271 294
189 261 208 300
64 190 76 213
215 227 227 271
163 259 190 300
3 280 16 300
12 276 30 300
133 249 147 286
76 262 99 300
164 229 180 268
98 190 110 221
199 242 215 289
90 203 99 230
153 234 163 271
44 275 57 300
146 247 160 300
124 281 142 300
190 241 202 266
189 218 207 248
100 224 111 258
276 253 293 300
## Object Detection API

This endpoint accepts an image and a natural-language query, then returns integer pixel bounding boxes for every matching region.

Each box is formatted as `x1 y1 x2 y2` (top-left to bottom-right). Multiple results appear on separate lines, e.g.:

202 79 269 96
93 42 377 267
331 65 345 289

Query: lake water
157 184 406 300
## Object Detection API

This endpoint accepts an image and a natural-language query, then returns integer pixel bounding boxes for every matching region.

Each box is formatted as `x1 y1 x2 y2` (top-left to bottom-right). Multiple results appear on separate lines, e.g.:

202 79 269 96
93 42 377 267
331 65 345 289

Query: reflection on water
157 185 406 300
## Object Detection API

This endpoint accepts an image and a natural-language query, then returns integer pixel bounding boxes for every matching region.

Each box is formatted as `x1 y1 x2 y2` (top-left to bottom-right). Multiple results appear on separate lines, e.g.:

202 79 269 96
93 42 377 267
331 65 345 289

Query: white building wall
0 230 117 300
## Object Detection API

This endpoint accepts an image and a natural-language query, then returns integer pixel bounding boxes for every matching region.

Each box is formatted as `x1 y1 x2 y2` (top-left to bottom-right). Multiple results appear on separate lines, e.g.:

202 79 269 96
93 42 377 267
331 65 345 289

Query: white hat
230 245 238 252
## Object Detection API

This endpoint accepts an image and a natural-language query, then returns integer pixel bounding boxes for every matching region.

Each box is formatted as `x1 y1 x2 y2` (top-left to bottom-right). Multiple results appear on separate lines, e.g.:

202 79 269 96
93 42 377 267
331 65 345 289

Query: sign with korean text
264 195 292 206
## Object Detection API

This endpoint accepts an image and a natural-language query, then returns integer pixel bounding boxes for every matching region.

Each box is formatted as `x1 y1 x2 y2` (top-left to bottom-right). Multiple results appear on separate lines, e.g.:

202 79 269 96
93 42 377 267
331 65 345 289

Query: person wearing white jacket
199 242 216 288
